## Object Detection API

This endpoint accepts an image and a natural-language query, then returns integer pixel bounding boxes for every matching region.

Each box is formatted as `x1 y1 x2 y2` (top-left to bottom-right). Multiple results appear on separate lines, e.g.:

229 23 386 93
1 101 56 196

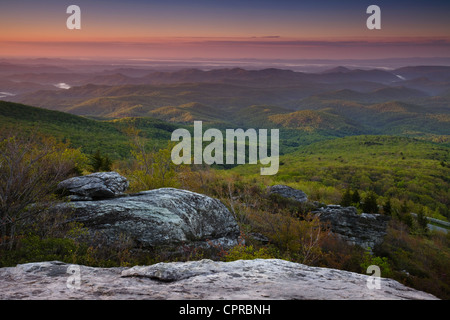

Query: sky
1 0 449 60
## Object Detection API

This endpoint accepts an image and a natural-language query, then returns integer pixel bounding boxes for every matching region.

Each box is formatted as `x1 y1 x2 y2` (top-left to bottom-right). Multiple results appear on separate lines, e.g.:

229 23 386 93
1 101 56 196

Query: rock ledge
0 259 438 300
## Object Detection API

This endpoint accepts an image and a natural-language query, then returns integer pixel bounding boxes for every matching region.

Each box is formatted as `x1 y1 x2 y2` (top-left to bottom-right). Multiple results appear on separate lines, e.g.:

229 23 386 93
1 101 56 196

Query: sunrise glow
1 0 449 59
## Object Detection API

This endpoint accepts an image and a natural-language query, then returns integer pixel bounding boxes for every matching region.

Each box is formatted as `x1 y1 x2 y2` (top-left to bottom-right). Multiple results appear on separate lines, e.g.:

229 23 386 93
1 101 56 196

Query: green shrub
88 149 112 172
360 248 394 279
224 243 277 262
0 132 87 251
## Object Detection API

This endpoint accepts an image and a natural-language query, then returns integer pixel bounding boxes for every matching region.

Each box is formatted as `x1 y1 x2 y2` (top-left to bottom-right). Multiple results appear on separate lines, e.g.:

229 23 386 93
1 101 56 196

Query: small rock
267 185 308 203
57 171 129 200
249 232 270 244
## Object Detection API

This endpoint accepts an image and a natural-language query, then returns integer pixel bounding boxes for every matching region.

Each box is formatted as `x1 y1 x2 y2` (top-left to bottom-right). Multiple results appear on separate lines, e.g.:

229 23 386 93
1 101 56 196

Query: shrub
316 233 365 273
126 128 182 191
247 210 329 265
375 219 450 299
360 248 394 279
88 149 112 172
0 131 83 250
383 197 392 216
340 188 352 206
351 189 361 207
224 243 277 262
362 191 378 213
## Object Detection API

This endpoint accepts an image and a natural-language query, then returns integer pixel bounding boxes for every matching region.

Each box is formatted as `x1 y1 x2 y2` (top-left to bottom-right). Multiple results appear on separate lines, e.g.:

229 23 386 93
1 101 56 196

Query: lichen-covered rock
58 188 240 250
57 171 129 200
312 205 390 249
267 185 308 203
265 186 388 249
0 259 438 300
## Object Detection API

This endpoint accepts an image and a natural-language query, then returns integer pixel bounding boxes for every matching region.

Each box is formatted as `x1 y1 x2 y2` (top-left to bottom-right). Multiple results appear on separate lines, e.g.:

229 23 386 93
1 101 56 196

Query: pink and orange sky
1 0 449 60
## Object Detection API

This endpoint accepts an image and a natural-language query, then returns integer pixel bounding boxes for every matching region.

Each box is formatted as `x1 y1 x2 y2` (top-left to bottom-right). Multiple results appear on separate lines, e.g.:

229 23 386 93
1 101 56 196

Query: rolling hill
296 86 429 107
268 110 362 135
233 135 450 219
0 100 179 158
12 82 309 115
2 64 449 152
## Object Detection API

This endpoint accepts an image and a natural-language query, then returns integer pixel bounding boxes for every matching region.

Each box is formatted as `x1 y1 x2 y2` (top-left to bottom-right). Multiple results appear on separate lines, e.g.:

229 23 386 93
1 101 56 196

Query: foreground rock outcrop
0 259 437 300
312 205 390 249
58 188 240 251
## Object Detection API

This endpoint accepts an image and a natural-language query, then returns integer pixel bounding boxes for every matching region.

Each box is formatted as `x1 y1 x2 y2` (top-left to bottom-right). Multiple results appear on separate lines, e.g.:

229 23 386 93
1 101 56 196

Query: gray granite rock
57 188 240 251
57 171 129 200
267 185 308 203
312 205 390 249
0 259 438 300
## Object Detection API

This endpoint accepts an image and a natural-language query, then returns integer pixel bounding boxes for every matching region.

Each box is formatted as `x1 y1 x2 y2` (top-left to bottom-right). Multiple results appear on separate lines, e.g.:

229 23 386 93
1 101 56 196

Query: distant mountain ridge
1 64 449 146
3 65 449 98
64 67 401 86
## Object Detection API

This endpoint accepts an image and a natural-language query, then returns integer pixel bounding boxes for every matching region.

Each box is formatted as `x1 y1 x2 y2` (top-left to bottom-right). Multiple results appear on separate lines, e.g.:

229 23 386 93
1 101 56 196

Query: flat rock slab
0 259 437 300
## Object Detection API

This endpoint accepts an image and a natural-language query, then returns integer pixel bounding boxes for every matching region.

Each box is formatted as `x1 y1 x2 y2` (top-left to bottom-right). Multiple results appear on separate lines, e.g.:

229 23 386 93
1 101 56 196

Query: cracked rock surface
313 205 390 249
57 171 129 200
267 185 308 203
0 259 438 300
55 188 241 250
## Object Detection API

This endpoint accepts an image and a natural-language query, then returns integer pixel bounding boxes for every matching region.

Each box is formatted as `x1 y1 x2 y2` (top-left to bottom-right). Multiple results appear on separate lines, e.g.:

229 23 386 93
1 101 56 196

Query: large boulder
57 171 129 200
0 259 438 300
312 205 390 249
267 185 308 203
58 188 240 251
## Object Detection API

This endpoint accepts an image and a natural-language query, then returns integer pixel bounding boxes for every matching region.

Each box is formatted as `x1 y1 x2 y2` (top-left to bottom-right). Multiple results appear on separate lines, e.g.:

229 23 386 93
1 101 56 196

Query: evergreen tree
89 150 103 172
102 154 113 171
351 189 361 207
340 188 352 207
398 200 413 228
417 208 429 232
362 191 378 214
89 150 112 172
400 200 409 214
383 197 392 216
402 213 414 229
